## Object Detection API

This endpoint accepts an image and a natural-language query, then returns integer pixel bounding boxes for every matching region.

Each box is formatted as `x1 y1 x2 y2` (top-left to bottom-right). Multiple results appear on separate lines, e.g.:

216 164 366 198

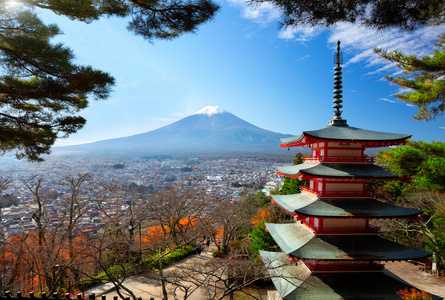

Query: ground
85 248 445 299
385 261 445 298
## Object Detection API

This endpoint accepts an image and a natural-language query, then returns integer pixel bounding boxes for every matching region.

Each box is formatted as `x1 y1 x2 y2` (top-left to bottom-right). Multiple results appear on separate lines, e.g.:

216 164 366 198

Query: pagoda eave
266 223 432 261
271 194 424 219
277 171 409 182
294 213 423 221
280 137 409 149
280 125 411 148
277 163 406 180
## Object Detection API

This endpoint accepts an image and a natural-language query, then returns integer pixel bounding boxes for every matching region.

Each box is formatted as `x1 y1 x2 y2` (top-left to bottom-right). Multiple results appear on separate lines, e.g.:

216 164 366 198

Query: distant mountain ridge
55 106 293 156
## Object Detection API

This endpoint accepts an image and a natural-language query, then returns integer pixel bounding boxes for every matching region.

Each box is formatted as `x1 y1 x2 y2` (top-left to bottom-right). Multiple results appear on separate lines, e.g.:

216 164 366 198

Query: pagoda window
325 182 363 192
327 149 362 157
323 219 367 232
318 182 323 191
314 218 319 228
310 181 314 189
320 149 325 156
312 149 317 156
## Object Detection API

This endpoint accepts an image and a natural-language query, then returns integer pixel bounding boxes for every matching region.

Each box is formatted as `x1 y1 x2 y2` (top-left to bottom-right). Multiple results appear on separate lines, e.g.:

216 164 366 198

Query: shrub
212 248 225 257
396 288 433 300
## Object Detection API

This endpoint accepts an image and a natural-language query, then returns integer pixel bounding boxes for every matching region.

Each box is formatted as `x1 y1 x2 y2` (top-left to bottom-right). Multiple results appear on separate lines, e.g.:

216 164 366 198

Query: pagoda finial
329 40 347 126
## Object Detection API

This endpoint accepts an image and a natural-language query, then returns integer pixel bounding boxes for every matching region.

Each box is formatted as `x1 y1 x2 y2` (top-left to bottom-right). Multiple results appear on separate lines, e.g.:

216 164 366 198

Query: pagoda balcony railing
303 222 379 234
304 261 384 273
303 156 375 164
300 186 374 198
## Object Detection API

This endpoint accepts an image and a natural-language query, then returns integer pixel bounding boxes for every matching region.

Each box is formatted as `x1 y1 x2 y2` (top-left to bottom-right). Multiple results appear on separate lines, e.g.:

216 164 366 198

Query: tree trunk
158 260 168 300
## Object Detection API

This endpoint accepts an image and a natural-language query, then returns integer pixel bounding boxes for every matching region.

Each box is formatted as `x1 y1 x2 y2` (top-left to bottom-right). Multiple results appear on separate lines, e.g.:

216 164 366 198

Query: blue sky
34 0 445 146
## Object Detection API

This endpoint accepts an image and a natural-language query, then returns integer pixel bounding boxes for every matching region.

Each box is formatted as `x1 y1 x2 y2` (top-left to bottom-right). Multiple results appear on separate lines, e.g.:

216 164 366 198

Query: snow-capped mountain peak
193 105 225 116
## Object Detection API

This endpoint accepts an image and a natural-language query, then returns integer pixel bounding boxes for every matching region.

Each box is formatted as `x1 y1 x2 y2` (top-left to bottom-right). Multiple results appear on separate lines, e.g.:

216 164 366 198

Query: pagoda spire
329 40 348 126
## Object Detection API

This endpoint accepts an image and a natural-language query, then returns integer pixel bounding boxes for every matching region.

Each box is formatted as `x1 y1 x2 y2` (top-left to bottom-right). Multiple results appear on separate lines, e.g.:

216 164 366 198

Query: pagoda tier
260 251 442 300
271 194 423 219
277 163 410 201
277 163 406 180
280 125 411 148
266 223 431 261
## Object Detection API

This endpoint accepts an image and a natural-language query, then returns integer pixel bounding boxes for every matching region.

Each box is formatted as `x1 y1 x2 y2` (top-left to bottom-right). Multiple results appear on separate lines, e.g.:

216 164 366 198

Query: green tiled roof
272 194 318 213
258 251 310 299
293 272 442 300
266 223 314 255
281 125 411 145
272 194 423 218
278 163 399 178
266 223 431 261
260 251 442 300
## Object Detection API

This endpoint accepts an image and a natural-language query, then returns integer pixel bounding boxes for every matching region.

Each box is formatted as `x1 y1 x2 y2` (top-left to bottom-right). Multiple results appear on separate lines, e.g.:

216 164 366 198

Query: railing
304 261 384 272
303 156 375 164
0 292 167 300
300 186 318 197
300 186 374 199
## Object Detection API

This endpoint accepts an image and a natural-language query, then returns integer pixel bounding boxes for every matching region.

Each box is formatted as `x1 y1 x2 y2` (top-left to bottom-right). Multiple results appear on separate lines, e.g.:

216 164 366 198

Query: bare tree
168 246 270 300
18 175 94 294
139 186 210 300
207 196 257 252
84 224 139 300
88 182 147 300
23 176 62 294
63 174 92 260
387 190 445 274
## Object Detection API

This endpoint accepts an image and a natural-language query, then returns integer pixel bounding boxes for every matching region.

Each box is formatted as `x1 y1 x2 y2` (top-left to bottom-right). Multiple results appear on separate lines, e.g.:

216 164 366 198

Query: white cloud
226 0 444 77
278 26 321 42
226 0 281 25
327 23 445 76
294 54 311 62
379 98 397 103
439 127 445 129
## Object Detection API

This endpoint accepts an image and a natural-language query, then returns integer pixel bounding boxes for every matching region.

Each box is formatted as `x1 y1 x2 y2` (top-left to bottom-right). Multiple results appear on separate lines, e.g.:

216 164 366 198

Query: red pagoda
260 41 437 299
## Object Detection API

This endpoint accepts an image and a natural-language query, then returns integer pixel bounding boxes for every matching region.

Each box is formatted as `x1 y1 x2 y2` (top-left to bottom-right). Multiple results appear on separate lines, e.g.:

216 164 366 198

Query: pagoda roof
260 251 442 300
266 223 431 261
259 251 310 299
271 194 423 218
277 163 399 179
281 125 411 147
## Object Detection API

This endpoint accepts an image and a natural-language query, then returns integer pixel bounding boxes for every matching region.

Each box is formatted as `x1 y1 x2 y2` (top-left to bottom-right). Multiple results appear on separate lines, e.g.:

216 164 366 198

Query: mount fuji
55 106 293 156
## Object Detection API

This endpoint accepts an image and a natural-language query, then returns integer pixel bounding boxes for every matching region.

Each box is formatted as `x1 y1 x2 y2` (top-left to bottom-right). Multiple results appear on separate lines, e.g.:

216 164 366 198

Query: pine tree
377 141 445 191
251 0 444 30
375 34 445 121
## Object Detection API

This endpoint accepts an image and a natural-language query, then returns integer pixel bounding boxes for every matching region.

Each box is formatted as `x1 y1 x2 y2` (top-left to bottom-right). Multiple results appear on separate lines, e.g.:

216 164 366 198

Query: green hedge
87 245 195 286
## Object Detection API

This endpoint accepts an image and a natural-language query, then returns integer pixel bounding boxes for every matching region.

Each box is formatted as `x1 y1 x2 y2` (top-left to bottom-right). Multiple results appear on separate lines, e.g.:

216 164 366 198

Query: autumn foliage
396 288 433 300
251 208 271 226
0 232 94 294
141 217 199 249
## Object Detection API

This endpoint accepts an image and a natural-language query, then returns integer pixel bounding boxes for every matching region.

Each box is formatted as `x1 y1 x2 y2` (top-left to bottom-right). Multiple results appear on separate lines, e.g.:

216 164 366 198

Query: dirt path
85 245 216 300
384 261 445 298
